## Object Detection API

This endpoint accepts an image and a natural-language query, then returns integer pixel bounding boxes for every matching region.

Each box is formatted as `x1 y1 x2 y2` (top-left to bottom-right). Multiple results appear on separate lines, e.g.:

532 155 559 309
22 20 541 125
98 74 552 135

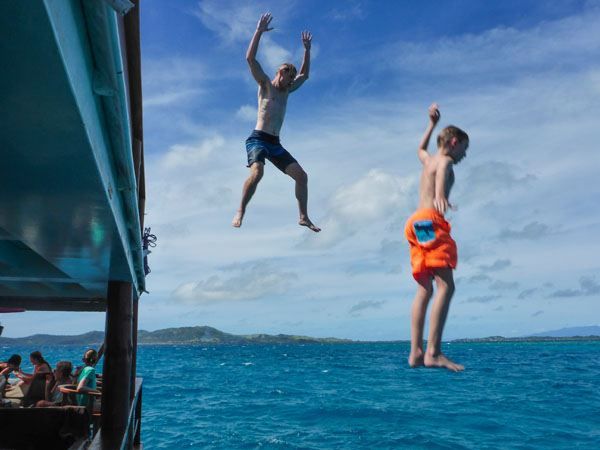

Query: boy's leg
232 162 264 227
284 162 320 232
409 274 433 367
424 268 464 372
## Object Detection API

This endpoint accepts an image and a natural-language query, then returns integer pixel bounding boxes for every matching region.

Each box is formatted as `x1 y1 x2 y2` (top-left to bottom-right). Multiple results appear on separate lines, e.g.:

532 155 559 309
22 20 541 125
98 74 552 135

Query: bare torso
255 81 289 135
418 154 454 210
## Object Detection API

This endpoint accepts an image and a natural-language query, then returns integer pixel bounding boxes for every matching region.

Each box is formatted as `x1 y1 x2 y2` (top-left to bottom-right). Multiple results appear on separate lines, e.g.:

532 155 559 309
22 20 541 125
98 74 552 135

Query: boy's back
417 104 467 214
418 153 455 211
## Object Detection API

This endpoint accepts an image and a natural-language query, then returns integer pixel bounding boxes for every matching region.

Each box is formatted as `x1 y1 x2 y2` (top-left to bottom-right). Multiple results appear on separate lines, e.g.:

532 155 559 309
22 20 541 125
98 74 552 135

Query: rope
142 227 157 275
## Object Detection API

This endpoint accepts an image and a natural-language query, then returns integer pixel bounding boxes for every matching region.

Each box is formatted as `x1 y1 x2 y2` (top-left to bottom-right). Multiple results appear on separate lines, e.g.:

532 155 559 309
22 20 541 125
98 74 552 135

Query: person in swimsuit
232 13 320 232
404 103 469 372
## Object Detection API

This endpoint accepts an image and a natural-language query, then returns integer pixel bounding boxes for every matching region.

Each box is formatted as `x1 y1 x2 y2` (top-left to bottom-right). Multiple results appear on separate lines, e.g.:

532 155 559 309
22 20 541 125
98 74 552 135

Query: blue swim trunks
245 130 297 173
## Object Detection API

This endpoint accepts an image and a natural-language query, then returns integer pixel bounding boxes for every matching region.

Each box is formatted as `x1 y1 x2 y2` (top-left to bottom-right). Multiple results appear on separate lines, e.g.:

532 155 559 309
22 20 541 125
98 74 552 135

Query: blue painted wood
0 0 144 306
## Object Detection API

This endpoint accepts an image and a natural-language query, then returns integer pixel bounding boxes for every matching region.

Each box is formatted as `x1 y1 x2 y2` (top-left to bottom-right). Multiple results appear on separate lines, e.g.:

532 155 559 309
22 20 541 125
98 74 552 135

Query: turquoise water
3 342 599 449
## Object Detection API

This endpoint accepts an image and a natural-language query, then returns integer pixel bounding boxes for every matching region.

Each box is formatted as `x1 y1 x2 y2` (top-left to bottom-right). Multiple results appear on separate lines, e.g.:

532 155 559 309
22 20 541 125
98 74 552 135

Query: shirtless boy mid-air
232 13 320 232
404 103 469 372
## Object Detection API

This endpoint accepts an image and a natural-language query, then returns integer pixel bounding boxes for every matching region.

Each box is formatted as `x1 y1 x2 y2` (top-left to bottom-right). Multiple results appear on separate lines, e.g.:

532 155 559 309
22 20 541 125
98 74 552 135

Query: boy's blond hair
278 63 297 78
437 125 469 149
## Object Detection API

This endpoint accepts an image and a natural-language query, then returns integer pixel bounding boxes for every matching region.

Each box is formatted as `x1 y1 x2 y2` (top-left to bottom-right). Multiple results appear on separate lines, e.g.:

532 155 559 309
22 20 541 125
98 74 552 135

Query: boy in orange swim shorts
404 103 469 372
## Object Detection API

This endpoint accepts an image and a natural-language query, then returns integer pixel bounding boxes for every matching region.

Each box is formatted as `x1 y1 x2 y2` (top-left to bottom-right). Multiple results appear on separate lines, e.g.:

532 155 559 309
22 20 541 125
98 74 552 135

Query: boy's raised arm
417 103 440 164
246 13 273 85
290 31 312 92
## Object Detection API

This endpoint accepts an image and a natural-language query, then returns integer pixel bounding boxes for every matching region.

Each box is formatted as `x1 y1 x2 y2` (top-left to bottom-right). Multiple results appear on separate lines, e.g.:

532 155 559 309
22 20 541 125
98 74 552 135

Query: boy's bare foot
408 349 424 368
299 217 321 232
424 352 464 372
232 210 244 228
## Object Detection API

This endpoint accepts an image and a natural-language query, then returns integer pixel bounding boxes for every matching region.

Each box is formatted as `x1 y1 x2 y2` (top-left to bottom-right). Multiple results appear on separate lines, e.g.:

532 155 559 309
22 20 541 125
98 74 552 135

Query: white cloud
192 1 298 75
329 3 366 22
260 36 293 73
518 288 537 300
302 169 417 248
235 104 257 122
162 136 224 170
172 260 298 303
348 300 386 315
478 259 511 271
192 1 260 44
463 295 501 304
192 0 298 45
143 58 209 108
548 276 600 298
382 8 600 78
489 280 519 291
498 222 550 241
458 162 536 204
144 89 205 108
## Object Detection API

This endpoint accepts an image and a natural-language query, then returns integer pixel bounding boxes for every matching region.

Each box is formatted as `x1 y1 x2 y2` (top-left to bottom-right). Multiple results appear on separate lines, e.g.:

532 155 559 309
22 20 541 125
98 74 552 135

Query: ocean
3 342 599 449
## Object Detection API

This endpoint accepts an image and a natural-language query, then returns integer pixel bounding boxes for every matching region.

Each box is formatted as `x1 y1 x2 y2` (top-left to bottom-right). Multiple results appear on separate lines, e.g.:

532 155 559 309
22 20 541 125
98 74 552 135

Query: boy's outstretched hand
301 31 312 50
428 103 440 125
257 13 274 32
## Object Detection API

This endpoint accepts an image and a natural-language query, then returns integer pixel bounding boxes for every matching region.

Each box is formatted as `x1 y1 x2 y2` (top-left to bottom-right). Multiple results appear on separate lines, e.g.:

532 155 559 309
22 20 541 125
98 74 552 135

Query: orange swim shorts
404 208 457 280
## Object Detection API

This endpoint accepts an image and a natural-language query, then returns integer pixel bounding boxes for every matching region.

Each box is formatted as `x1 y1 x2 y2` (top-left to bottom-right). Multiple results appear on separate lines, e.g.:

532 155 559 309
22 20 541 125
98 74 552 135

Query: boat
0 0 146 448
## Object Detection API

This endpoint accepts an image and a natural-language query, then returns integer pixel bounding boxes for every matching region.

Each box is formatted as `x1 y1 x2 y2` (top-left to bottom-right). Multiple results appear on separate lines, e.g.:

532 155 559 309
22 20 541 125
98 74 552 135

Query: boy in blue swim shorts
232 13 320 232
245 130 297 174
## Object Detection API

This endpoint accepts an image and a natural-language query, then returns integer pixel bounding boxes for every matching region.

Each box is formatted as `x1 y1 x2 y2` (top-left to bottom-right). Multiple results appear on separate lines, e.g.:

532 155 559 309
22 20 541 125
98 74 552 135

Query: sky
3 0 600 340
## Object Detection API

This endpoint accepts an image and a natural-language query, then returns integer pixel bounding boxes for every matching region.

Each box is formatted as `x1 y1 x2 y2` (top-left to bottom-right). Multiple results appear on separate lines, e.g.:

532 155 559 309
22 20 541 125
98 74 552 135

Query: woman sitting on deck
74 349 98 407
16 351 52 406
15 351 51 383
35 361 73 407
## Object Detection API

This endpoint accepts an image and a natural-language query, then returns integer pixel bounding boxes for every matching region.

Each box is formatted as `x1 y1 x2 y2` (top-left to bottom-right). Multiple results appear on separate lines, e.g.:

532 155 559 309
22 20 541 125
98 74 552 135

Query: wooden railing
89 377 143 450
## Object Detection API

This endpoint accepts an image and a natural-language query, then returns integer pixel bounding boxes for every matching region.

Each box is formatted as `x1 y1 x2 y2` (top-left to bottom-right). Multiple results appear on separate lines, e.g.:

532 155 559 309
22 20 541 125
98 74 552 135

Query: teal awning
0 0 145 311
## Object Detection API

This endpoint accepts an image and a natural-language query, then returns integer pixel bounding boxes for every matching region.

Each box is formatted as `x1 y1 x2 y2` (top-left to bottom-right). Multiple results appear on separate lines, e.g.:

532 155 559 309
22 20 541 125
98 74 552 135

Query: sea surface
3 342 599 449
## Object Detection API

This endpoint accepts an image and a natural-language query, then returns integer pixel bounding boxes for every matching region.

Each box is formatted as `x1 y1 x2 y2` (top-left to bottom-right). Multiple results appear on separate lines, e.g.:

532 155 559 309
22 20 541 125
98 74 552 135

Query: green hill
2 325 597 346
0 326 352 345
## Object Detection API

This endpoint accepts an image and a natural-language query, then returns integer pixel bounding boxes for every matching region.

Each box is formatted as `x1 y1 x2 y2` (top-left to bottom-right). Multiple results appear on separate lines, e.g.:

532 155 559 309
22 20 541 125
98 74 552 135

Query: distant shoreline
0 325 599 346
450 336 600 343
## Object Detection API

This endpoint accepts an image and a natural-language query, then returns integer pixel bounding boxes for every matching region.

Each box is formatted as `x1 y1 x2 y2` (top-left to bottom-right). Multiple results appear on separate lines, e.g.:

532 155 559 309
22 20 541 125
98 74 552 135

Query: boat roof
0 1 145 311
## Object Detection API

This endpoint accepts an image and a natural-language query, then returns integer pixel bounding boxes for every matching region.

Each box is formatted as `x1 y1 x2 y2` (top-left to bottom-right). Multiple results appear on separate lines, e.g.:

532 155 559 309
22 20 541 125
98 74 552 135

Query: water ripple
6 342 599 449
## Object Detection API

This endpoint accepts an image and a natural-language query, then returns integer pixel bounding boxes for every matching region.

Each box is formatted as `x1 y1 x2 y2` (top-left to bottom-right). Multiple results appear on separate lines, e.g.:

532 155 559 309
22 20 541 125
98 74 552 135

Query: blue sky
4 0 600 339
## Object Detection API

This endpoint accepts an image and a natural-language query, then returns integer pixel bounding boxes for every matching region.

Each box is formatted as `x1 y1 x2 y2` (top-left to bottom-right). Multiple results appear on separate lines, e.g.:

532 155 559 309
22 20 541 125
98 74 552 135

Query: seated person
35 361 73 407
74 349 99 407
17 351 52 407
0 354 22 397
15 351 52 383
73 342 104 378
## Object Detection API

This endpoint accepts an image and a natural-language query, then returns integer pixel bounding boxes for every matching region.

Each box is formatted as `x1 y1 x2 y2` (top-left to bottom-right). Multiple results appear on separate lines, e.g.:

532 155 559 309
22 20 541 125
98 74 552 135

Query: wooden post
132 138 142 186
130 295 138 402
134 387 142 445
101 281 133 448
